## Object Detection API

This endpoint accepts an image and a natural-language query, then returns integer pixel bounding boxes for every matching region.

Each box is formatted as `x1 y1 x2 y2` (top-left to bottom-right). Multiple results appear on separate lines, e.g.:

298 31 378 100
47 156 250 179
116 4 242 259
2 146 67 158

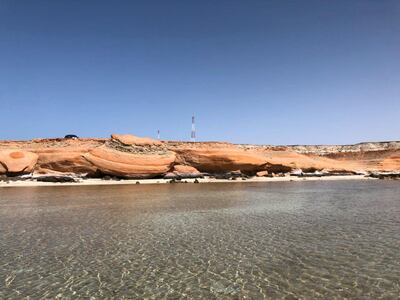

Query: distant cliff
0 134 399 178
285 141 400 155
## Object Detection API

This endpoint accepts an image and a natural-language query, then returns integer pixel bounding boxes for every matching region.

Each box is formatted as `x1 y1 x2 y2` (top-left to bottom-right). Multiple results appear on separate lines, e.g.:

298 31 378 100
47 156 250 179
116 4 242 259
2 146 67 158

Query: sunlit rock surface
167 142 270 174
83 146 176 178
0 150 38 175
171 165 202 178
0 134 399 177
111 134 162 146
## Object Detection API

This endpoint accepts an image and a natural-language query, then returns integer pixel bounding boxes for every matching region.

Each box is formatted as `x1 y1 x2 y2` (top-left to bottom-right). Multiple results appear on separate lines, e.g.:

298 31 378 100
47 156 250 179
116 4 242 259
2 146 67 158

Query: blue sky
1 0 399 144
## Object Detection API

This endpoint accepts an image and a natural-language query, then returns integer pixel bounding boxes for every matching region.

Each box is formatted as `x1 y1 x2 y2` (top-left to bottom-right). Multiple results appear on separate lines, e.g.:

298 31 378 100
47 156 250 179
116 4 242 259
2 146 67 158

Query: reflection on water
0 181 399 299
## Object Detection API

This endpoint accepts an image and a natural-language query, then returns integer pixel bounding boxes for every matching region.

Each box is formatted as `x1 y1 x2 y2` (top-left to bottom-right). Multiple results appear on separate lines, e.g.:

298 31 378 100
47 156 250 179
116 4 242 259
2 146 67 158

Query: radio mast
191 115 196 142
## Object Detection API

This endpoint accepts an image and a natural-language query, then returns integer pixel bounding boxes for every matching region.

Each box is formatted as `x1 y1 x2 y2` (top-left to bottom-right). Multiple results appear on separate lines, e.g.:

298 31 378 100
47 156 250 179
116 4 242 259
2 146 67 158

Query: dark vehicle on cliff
64 134 79 139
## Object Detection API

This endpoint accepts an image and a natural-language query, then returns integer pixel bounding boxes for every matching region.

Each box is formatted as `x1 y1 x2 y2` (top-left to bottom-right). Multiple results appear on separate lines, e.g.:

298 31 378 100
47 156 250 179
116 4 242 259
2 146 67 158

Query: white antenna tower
191 115 196 142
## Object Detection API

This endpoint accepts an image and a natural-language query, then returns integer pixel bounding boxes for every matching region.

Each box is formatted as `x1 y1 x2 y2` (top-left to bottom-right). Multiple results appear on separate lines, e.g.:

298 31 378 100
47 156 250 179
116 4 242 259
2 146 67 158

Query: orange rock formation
0 150 38 175
83 146 175 178
0 134 399 178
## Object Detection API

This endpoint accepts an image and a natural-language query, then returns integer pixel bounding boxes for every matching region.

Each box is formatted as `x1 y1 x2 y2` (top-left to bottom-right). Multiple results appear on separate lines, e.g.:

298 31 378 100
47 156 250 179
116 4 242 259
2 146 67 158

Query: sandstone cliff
83 136 176 178
0 134 399 178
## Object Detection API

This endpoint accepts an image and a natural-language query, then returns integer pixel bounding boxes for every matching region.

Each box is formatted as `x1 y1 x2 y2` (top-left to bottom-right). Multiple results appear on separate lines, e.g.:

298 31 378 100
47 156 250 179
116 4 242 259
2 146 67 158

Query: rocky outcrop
36 175 77 183
111 134 162 146
35 149 98 175
169 165 202 178
0 150 38 175
83 146 175 178
0 138 104 176
173 147 268 174
0 135 399 178
274 141 400 155
256 171 269 177
369 172 400 180
82 135 176 178
167 142 273 174
254 149 359 173
240 142 400 173
380 154 400 171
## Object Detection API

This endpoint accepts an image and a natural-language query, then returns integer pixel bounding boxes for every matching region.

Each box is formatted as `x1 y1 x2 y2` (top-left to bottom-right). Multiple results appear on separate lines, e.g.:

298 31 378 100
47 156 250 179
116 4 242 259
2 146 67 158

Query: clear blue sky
1 0 399 144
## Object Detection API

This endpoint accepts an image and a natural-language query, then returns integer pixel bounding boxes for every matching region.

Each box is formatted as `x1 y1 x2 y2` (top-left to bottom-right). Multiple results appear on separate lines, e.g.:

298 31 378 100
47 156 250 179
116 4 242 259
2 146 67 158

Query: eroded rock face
252 149 359 173
0 150 38 175
111 134 162 146
174 148 268 174
287 141 400 155
172 165 202 178
81 134 177 178
380 153 400 171
0 135 399 178
83 146 176 178
35 149 98 175
173 165 200 174
0 163 6 174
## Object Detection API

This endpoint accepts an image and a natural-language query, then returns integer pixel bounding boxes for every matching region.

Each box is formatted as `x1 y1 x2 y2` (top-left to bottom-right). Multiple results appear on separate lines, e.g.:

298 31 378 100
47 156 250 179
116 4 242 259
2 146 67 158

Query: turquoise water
0 180 399 299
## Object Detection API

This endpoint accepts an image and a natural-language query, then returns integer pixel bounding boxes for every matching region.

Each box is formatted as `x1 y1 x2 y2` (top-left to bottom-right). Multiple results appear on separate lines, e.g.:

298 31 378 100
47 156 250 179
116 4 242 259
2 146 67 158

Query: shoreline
1 134 399 185
0 175 375 188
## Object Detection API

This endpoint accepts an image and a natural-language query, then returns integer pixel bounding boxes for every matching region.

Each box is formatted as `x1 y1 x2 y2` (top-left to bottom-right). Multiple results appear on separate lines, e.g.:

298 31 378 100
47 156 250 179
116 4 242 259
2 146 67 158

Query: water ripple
0 181 399 299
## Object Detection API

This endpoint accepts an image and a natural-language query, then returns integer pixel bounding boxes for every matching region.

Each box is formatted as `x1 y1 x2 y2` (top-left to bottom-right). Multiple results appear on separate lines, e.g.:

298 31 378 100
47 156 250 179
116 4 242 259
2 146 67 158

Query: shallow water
0 180 399 299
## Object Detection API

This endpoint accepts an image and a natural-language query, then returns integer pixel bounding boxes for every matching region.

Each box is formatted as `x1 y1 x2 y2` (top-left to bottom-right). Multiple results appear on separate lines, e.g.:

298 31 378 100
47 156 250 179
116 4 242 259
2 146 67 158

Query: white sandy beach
0 175 374 188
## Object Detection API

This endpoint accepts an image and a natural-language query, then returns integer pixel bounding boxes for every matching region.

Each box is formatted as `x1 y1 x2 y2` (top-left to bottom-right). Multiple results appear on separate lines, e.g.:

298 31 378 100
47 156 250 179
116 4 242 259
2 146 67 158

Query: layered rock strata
82 135 176 178
0 134 399 179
